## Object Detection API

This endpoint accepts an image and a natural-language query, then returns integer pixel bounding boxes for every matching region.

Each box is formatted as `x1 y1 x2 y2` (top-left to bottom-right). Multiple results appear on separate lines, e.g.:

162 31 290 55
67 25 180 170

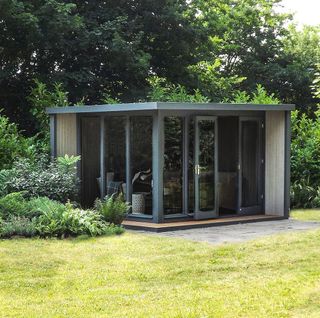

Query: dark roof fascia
157 102 295 111
46 101 295 114
46 102 157 114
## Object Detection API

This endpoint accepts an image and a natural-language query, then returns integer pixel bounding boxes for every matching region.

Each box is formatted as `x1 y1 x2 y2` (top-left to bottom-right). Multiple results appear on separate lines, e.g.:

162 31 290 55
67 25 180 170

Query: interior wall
56 114 77 156
218 117 238 212
265 111 285 216
81 117 101 207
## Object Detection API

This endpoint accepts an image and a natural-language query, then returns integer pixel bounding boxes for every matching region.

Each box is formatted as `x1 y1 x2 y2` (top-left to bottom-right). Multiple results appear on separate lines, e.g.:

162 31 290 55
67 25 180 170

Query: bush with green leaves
291 109 320 190
0 156 79 203
290 70 320 209
28 79 70 140
147 76 210 103
0 192 31 220
0 192 39 238
57 154 81 173
0 195 124 239
289 65 320 208
229 84 280 105
95 195 130 225
0 112 43 171
290 179 320 209
33 199 109 238
0 217 37 238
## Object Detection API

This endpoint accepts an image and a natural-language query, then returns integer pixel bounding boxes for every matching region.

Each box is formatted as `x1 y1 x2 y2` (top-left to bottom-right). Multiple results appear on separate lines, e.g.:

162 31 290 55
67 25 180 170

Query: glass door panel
238 118 263 214
130 117 153 215
194 116 218 219
163 117 183 215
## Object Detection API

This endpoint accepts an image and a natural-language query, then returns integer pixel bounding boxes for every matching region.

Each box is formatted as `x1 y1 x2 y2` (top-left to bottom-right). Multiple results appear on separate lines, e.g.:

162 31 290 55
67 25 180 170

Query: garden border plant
0 193 126 239
0 153 128 239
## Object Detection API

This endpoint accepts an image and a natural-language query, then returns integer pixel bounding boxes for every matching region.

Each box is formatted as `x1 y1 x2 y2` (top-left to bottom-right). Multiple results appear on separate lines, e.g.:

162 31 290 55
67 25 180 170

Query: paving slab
133 219 320 244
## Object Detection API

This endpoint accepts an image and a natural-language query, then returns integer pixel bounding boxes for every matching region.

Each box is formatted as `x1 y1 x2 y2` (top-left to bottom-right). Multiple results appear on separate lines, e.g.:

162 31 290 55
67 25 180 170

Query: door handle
195 164 200 175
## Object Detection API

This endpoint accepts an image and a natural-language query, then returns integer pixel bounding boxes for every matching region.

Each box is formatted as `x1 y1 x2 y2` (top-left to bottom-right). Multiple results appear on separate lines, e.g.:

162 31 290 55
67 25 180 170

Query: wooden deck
123 215 284 232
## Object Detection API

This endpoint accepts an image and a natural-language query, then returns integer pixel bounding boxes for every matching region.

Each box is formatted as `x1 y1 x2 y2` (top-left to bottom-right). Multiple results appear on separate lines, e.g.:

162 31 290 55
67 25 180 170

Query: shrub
230 84 280 104
290 107 320 208
1 156 79 203
31 197 67 237
291 109 320 187
147 76 210 103
0 169 17 197
95 195 130 225
104 223 125 235
0 195 124 239
0 192 30 220
57 154 81 173
0 113 41 171
0 217 37 238
34 200 108 238
28 79 70 140
291 179 320 209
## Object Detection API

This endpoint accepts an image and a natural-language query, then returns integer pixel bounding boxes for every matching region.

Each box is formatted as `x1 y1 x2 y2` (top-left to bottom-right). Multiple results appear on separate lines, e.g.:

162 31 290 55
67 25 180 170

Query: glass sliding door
238 117 263 214
130 116 153 215
194 116 218 219
104 116 126 197
163 117 183 215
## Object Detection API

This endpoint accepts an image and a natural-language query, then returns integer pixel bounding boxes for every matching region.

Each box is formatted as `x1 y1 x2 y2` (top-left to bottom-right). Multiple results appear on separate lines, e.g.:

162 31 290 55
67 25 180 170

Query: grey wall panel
265 111 285 216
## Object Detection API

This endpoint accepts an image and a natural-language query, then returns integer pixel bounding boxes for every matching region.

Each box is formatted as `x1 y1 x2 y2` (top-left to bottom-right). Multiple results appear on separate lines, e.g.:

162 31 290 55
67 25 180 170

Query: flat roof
46 102 295 114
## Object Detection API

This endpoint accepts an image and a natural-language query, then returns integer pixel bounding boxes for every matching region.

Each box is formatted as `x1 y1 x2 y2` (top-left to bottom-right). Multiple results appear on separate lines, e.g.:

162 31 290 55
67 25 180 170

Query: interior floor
219 207 237 216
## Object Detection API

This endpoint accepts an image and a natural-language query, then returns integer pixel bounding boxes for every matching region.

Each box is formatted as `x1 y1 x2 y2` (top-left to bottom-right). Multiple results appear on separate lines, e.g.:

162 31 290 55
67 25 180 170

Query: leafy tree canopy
0 0 319 134
0 0 197 132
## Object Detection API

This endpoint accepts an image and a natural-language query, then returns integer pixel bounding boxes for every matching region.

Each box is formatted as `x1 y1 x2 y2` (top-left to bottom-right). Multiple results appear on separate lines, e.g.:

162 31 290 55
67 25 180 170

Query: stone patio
134 219 320 244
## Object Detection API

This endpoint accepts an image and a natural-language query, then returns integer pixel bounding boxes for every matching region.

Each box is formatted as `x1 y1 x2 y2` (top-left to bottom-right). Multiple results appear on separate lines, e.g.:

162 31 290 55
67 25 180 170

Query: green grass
291 209 320 221
1 228 320 317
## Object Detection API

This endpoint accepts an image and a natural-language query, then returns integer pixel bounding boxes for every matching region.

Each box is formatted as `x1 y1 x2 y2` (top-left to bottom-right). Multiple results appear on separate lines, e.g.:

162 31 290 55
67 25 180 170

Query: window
130 117 153 215
163 117 183 215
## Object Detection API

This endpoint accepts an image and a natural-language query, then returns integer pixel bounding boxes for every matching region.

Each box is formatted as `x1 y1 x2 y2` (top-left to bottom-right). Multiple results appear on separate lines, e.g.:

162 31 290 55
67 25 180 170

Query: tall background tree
0 0 198 133
0 0 319 134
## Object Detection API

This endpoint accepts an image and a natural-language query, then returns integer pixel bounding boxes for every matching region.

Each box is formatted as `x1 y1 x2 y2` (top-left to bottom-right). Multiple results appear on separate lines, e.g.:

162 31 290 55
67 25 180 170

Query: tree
0 0 83 132
0 0 199 132
186 0 291 101
1 0 319 135
276 25 320 112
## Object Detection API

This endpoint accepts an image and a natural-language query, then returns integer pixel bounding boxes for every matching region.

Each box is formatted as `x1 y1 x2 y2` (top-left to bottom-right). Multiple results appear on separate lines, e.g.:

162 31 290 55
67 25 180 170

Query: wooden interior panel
56 114 77 156
265 111 285 216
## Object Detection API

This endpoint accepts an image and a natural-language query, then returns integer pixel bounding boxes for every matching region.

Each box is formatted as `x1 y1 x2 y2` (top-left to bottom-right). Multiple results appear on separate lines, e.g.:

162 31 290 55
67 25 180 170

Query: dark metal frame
49 114 56 158
284 111 291 218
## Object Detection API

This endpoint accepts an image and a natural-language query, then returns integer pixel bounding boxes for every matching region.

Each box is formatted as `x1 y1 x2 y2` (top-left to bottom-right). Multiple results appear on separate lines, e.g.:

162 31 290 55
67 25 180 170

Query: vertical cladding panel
56 114 77 156
265 111 285 216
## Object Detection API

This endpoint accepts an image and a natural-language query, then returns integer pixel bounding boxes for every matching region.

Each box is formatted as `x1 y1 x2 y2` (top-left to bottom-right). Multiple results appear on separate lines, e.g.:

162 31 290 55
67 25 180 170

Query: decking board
123 215 284 232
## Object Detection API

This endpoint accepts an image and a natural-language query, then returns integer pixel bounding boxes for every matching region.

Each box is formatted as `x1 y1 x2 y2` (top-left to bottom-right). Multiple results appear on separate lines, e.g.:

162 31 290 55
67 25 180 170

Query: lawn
291 209 320 221
1 213 320 317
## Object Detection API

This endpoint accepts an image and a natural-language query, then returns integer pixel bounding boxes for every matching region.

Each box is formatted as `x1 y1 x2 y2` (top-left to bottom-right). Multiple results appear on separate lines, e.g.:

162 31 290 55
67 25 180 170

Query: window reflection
163 117 183 215
104 117 126 197
130 117 153 215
